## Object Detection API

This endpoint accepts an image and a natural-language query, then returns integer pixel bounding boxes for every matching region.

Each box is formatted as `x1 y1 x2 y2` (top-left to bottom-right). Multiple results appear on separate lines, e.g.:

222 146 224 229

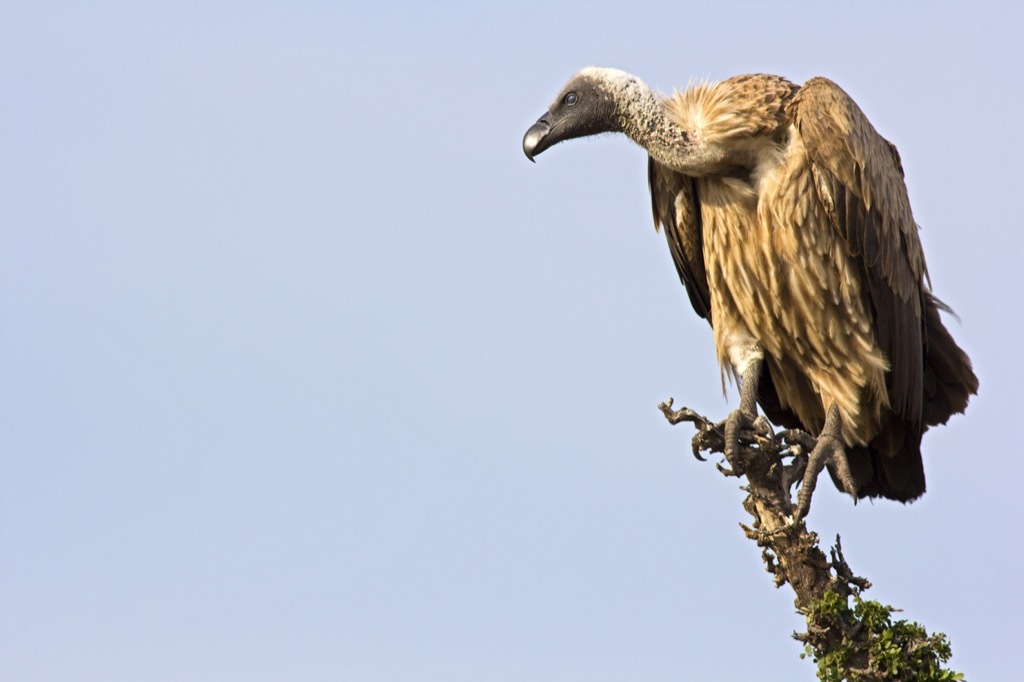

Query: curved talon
793 404 853 520
783 453 809 491
782 429 817 454
752 415 775 447
825 451 858 502
722 408 754 472
795 437 844 519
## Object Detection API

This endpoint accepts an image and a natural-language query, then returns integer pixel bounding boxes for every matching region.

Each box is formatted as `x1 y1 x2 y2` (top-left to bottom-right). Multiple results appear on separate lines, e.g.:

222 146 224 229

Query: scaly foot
720 409 774 475
793 404 858 520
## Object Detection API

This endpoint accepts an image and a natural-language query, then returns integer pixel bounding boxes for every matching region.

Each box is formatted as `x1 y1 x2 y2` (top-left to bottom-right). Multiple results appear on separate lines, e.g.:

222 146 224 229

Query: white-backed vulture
522 67 978 517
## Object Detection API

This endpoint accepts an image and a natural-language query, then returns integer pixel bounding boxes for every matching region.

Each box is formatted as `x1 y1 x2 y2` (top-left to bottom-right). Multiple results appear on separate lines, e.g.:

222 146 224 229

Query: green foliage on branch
800 591 963 681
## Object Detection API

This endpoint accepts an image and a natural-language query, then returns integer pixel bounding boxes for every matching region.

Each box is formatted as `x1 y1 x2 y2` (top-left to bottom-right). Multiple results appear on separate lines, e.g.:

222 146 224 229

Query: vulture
522 67 978 517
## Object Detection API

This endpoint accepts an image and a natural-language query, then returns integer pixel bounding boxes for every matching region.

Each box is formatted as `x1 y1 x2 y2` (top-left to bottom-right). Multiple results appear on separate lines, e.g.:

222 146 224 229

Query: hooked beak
522 113 553 162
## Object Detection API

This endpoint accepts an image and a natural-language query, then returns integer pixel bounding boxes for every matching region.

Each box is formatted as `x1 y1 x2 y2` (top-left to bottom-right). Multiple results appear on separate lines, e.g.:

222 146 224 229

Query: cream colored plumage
524 68 977 515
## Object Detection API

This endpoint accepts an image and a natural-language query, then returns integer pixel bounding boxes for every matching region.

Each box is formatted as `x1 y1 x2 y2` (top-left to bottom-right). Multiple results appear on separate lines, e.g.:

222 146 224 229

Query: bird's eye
565 92 579 106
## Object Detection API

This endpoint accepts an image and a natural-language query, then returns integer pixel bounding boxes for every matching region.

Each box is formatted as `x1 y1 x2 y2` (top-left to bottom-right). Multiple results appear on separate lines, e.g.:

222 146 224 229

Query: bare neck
613 82 698 171
612 77 754 177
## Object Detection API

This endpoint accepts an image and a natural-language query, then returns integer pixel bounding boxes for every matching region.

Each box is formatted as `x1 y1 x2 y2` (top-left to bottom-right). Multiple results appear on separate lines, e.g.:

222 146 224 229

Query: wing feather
648 158 711 320
789 77 926 435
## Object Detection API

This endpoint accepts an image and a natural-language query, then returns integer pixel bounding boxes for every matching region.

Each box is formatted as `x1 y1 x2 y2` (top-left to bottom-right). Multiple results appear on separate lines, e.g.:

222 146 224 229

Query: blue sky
2 2 1022 680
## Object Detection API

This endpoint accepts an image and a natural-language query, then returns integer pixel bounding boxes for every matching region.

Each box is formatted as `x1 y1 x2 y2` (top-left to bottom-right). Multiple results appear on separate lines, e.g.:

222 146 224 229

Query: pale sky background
2 2 1022 680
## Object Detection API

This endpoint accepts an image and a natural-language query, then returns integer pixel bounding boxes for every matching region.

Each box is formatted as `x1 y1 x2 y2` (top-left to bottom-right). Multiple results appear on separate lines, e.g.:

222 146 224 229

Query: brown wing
647 157 711 320
789 77 926 436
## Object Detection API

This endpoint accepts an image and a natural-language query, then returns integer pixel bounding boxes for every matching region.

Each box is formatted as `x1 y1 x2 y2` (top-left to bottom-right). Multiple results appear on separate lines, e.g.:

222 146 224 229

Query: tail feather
921 292 979 427
829 293 976 502
840 431 924 503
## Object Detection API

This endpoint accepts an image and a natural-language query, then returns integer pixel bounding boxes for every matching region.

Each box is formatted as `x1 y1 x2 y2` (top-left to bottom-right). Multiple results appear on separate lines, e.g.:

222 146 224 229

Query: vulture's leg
722 355 772 472
794 403 857 519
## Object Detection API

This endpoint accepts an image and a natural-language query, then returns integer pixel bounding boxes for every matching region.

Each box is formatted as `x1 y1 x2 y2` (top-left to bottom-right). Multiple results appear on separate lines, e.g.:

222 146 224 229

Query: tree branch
658 398 962 681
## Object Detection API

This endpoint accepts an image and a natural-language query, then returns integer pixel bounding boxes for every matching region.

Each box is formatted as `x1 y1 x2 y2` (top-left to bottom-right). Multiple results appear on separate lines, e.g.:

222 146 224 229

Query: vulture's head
523 67 631 161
